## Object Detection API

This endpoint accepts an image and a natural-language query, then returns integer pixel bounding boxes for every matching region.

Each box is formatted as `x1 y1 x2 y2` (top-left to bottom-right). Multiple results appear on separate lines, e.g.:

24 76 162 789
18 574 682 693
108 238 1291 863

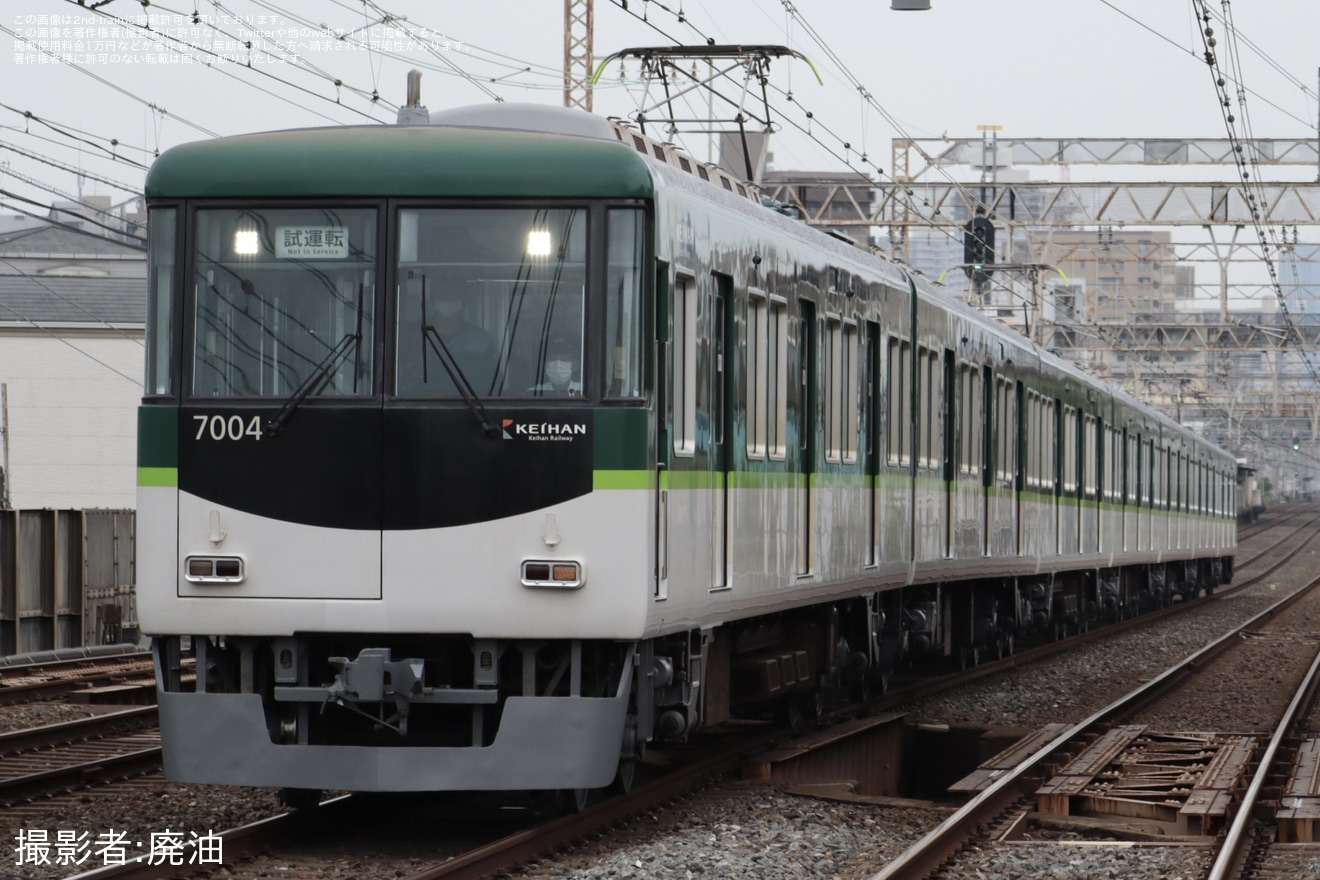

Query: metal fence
0 509 136 656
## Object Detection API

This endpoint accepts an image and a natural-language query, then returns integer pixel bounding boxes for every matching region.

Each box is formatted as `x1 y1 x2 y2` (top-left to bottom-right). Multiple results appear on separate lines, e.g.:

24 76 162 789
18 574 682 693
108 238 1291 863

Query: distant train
1236 461 1264 523
137 98 1236 801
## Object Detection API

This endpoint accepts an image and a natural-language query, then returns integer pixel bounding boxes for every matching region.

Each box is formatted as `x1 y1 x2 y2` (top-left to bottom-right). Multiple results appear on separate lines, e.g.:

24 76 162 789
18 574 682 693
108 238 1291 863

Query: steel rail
0 744 162 804
63 795 358 880
0 705 156 753
1207 641 1320 880
1234 512 1320 570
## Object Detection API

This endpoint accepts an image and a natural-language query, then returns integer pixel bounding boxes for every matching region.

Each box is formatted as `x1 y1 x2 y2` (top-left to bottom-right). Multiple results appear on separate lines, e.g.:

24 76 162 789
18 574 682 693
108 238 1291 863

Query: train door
943 350 956 558
1059 405 1078 556
865 322 880 566
661 268 699 598
797 299 817 575
1081 414 1098 554
1014 381 1024 556
653 262 672 600
711 272 734 590
981 365 993 556
987 373 1018 557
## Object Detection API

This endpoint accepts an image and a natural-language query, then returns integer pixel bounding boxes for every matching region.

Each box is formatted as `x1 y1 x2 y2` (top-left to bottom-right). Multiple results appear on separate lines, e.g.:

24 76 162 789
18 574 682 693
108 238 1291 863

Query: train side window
887 337 910 466
1083 415 1098 498
960 364 982 474
925 350 942 470
606 209 646 399
843 322 859 463
1023 391 1037 489
916 346 931 469
1108 426 1120 504
672 272 697 456
1062 407 1078 492
768 298 788 459
747 291 768 459
825 318 842 463
1154 446 1164 508
1143 439 1154 506
1126 433 1137 504
996 377 1015 483
145 206 176 396
1045 399 1056 493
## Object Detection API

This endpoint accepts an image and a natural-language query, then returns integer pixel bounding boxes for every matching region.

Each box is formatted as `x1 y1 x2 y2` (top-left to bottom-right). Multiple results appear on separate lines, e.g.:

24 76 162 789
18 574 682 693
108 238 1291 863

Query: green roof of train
145 125 655 200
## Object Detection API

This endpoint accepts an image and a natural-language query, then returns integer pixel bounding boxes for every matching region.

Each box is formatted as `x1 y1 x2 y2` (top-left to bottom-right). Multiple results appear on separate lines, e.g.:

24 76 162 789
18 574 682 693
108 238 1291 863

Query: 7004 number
193 414 263 441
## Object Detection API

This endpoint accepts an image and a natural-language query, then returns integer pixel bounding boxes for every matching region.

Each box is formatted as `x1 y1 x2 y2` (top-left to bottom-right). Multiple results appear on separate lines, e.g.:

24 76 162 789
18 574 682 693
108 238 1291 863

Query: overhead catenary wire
1094 0 1314 130
607 0 1308 464
0 188 145 247
1189 0 1320 393
0 22 222 140
0 140 144 200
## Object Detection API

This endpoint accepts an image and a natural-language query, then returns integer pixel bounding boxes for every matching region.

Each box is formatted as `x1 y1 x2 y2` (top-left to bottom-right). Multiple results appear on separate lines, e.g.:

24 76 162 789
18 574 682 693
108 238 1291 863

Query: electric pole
564 0 594 111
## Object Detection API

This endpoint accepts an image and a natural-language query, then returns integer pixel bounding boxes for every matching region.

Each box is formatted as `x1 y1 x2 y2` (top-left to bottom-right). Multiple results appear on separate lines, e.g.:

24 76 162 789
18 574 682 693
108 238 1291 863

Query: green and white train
138 101 1236 798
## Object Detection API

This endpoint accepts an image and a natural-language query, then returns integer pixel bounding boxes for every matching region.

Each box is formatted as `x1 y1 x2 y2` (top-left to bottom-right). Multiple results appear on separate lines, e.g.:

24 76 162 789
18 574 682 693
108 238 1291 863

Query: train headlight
233 229 259 255
184 555 246 584
526 229 551 257
521 559 584 589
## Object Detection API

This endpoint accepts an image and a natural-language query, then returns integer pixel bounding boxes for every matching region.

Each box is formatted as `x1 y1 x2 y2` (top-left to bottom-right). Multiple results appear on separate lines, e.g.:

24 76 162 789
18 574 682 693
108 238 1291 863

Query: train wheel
612 760 636 794
776 696 807 735
555 788 591 813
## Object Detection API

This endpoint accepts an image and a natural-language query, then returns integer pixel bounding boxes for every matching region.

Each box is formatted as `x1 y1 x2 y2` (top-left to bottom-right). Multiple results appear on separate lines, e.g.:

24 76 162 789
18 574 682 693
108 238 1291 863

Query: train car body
138 102 1237 796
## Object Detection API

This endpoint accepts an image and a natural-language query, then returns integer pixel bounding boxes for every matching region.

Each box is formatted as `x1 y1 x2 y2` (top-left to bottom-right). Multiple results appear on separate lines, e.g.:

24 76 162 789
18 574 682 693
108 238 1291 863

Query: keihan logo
499 420 588 442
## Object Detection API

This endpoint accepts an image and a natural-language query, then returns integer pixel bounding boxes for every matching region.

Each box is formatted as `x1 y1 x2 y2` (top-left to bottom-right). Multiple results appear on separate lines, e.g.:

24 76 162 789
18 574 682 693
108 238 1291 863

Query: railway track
1234 509 1320 573
0 708 160 807
1236 503 1305 542
0 653 160 706
874 565 1320 880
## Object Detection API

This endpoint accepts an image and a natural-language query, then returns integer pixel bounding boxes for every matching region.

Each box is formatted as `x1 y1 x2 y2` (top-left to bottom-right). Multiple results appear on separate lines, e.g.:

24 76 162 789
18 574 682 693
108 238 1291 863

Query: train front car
138 106 655 794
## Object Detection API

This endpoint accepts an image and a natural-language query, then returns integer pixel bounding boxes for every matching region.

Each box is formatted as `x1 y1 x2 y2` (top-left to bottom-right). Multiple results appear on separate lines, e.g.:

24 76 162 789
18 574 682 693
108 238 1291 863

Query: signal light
963 209 995 282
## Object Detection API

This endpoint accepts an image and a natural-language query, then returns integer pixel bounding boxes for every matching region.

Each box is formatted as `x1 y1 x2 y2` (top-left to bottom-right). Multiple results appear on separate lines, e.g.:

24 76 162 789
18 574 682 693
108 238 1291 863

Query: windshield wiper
419 276 499 438
266 332 360 437
266 282 366 437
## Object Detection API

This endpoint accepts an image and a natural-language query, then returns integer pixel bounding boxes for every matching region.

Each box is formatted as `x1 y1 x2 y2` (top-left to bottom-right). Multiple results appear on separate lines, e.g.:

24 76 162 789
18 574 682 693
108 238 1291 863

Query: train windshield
395 207 588 399
191 208 377 398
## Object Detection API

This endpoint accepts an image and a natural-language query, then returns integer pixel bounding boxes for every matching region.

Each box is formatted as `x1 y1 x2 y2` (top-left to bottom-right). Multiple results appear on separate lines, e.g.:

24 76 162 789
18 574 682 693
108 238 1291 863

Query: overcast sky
2 0 1317 218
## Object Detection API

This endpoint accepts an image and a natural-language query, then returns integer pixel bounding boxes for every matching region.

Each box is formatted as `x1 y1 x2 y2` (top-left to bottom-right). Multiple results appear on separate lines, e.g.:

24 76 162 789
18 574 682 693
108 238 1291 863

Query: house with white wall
0 209 145 509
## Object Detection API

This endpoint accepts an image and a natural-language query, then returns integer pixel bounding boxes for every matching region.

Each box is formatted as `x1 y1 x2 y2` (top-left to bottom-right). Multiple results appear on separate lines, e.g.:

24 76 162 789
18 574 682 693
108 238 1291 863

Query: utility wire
0 140 143 198
0 22 221 139
0 188 145 247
